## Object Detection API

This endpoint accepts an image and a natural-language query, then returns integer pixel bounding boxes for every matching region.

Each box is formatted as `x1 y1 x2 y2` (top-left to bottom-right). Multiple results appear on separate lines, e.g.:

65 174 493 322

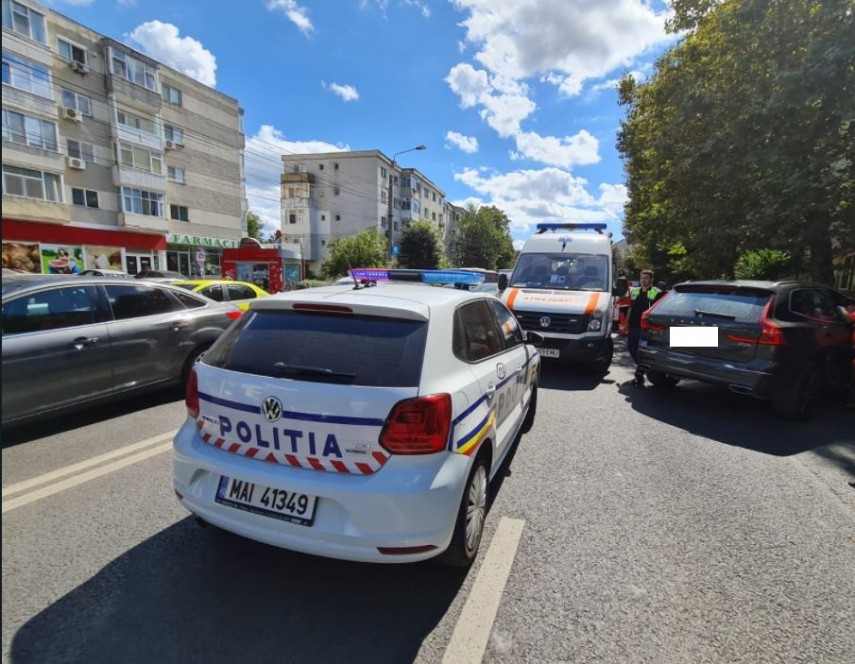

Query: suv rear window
653 290 770 322
203 310 428 387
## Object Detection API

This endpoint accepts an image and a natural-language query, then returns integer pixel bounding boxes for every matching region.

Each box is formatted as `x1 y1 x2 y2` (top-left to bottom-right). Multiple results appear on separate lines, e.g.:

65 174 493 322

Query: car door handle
485 384 497 403
168 321 189 331
71 336 99 350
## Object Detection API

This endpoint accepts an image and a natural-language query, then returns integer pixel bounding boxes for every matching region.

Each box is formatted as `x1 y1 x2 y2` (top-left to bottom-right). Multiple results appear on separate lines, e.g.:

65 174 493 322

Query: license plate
215 476 317 526
540 347 560 358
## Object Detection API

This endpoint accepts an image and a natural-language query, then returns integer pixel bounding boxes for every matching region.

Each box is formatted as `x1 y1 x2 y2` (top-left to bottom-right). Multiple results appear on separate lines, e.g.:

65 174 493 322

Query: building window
164 125 184 145
380 166 387 179
2 109 57 150
393 221 398 230
286 187 296 198
289 213 296 224
333 163 339 170
2 51 52 99
334 187 339 195
2 0 46 43
116 109 156 135
320 214 325 221
167 166 186 184
162 83 182 105
119 143 163 174
67 139 95 163
57 38 86 65
71 187 99 208
170 204 189 222
121 187 163 216
381 217 386 228
319 164 324 170
335 214 341 221
380 190 387 203
110 48 156 91
2 164 61 201
61 88 92 116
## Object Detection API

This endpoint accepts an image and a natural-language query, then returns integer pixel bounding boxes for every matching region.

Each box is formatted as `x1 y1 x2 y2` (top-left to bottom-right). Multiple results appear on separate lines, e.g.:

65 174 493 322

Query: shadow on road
10 517 468 664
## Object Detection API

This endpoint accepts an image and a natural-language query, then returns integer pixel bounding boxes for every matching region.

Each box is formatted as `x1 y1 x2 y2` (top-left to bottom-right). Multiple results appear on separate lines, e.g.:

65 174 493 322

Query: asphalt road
2 337 854 664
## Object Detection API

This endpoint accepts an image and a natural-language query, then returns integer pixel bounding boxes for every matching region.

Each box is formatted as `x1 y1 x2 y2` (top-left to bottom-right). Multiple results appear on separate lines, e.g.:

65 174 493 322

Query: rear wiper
273 363 356 379
694 309 736 320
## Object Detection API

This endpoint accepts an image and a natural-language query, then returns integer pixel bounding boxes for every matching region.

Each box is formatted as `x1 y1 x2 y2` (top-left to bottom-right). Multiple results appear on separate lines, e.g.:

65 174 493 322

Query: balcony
118 212 169 233
113 165 166 191
106 75 161 111
1 196 70 224
113 123 162 151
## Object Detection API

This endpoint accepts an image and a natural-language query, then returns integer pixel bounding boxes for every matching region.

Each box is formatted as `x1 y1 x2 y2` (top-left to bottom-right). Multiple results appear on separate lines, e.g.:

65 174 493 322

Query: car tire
590 337 613 374
772 363 818 420
647 370 679 389
181 344 210 387
520 385 537 434
439 455 489 568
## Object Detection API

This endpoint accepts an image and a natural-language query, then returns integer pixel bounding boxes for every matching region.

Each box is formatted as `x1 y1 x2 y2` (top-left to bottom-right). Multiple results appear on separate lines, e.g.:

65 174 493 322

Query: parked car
78 269 133 278
134 269 187 282
174 268 542 567
638 280 853 419
172 279 270 311
1 274 242 427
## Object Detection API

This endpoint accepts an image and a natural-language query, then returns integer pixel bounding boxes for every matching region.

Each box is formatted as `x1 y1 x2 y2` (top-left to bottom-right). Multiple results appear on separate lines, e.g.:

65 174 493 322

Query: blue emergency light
536 222 607 234
349 268 483 286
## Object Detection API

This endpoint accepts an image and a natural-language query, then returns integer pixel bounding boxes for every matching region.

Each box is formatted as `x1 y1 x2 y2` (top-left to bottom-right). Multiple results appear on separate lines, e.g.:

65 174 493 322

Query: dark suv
637 280 853 419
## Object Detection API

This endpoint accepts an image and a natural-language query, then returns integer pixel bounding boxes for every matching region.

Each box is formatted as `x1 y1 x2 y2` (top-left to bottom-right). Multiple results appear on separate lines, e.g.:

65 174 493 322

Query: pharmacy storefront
166 233 241 278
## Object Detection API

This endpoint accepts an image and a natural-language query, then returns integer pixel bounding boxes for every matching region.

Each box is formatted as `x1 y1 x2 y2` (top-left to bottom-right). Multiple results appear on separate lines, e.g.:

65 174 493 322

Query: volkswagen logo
539 316 551 328
262 396 283 422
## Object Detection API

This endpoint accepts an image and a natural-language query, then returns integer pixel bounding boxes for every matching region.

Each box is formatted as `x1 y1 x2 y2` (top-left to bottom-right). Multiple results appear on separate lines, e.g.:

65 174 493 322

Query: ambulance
499 223 626 372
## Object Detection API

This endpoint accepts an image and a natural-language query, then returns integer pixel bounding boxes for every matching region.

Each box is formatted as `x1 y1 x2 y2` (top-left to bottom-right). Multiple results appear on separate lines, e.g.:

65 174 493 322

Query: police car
173 269 541 566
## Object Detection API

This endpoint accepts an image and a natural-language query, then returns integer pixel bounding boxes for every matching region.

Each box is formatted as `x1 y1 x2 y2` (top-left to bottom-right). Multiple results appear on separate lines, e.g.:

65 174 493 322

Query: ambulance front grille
514 311 588 334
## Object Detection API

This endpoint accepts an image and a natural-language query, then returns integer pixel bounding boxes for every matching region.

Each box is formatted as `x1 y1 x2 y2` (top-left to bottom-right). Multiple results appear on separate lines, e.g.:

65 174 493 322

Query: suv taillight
186 367 200 417
641 310 664 331
727 298 785 346
379 394 452 455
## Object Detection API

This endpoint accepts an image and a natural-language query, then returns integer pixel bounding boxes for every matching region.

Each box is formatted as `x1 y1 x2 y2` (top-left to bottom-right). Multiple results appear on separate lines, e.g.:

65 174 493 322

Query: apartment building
2 0 247 277
280 150 459 273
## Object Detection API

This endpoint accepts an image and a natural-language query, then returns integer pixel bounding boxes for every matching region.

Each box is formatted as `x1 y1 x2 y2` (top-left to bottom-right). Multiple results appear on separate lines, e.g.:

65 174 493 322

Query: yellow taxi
172 280 269 311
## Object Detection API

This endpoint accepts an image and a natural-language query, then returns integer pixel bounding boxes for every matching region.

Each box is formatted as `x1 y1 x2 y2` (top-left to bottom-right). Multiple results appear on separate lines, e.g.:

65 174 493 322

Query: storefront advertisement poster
2 242 41 273
84 245 124 271
40 244 84 274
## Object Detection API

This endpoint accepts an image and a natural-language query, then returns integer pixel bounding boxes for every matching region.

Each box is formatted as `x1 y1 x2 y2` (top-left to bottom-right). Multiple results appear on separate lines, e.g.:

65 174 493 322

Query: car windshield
510 253 609 291
203 310 429 387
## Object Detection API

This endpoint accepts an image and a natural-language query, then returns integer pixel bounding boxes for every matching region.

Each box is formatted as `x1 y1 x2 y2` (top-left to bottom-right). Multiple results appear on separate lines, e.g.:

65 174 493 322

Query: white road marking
2 431 177 498
442 516 525 664
2 440 173 514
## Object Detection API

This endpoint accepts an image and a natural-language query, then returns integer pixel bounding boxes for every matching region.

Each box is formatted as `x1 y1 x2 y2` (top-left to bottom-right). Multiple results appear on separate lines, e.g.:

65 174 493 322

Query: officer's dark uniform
626 285 663 385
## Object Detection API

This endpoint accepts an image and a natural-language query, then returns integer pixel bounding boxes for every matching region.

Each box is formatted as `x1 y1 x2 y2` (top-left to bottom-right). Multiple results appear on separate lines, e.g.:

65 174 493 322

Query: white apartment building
2 0 247 277
280 150 462 274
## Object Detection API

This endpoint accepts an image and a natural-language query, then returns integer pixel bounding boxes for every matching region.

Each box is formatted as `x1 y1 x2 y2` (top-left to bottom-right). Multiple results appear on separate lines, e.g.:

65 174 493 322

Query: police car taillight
379 394 452 455
186 367 200 418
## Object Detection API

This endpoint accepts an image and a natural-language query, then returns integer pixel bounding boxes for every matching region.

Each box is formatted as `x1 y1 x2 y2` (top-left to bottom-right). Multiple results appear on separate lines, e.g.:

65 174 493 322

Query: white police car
173 269 541 566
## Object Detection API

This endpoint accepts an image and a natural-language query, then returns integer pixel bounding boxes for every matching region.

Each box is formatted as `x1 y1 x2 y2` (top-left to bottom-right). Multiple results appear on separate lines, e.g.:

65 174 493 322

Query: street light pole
387 145 426 264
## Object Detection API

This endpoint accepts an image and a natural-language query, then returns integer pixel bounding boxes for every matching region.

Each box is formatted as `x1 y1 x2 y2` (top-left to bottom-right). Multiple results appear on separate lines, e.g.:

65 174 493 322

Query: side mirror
498 273 508 291
524 330 544 345
613 276 628 297
837 305 854 323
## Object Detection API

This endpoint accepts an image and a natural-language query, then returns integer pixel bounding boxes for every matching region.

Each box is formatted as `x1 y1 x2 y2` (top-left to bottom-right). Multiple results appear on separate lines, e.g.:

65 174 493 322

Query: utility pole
386 145 426 264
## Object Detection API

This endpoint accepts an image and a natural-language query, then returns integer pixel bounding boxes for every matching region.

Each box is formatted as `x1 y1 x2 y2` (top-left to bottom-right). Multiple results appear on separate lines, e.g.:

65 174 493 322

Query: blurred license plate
216 476 316 526
540 348 560 358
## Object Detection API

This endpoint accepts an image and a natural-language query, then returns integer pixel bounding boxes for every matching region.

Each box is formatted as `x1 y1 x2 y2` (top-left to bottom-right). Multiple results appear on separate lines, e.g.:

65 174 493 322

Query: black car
637 280 853 419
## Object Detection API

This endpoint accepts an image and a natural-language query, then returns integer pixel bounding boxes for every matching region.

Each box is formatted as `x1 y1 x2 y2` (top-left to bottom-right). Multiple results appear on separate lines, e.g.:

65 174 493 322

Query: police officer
626 269 663 386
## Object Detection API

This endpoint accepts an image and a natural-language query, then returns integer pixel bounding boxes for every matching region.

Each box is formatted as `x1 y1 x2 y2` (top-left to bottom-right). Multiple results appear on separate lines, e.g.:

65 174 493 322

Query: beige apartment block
281 150 458 274
2 0 246 277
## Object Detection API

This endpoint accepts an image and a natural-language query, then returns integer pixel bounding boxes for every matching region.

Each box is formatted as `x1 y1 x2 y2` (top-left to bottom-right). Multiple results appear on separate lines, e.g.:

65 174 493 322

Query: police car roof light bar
349 268 483 286
536 222 607 234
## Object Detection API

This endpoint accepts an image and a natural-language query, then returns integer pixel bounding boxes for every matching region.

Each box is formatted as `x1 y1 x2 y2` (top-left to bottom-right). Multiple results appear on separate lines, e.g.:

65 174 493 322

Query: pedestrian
626 269 664 387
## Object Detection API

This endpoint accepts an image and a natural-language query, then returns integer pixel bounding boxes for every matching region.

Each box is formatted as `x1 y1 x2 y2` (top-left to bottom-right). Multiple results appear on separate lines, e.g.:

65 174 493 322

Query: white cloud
244 125 348 235
446 131 479 153
127 21 217 87
324 82 360 102
509 130 600 168
267 0 315 37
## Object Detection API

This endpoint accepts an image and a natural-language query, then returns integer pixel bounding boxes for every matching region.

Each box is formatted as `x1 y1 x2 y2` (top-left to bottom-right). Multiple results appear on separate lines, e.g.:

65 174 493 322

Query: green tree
734 249 793 280
245 211 263 240
398 221 443 269
321 229 387 278
618 0 854 285
451 205 516 270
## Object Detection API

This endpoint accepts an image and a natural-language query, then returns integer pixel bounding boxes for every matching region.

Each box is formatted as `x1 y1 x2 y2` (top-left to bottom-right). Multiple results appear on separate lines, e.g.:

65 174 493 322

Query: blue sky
47 0 676 247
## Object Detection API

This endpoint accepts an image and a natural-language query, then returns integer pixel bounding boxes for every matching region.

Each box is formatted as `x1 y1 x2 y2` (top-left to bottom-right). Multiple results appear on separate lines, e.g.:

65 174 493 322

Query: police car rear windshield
510 254 609 291
202 310 428 387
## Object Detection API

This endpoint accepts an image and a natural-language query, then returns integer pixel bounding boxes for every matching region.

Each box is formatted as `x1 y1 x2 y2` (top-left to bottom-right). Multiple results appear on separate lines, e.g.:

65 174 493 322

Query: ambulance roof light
348 268 484 286
536 223 607 234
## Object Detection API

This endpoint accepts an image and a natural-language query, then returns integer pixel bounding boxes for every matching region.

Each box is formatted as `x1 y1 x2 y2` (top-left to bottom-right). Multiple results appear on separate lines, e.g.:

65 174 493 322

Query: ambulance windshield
509 253 609 291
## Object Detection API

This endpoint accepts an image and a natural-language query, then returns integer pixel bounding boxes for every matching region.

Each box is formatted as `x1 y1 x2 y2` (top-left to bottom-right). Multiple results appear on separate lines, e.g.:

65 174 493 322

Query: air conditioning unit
70 61 88 74
67 156 86 170
63 107 82 122
164 140 175 150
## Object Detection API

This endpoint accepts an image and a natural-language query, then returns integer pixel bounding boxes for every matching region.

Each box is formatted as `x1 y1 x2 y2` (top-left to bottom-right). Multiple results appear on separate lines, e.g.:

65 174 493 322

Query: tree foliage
245 211 263 240
398 221 443 269
450 205 516 270
734 248 793 280
618 0 854 285
321 229 386 278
